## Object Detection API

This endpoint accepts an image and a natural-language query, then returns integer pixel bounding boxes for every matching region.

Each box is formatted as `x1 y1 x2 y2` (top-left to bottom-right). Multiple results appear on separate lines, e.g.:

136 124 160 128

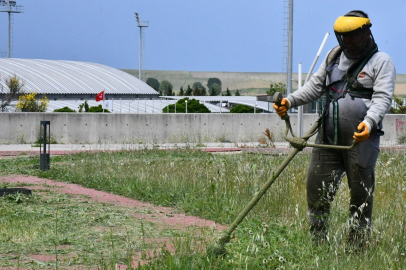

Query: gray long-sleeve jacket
287 50 396 132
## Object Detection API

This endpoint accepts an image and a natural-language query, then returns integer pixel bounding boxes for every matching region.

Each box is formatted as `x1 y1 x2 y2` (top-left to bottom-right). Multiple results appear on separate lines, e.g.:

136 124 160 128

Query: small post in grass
40 121 50 171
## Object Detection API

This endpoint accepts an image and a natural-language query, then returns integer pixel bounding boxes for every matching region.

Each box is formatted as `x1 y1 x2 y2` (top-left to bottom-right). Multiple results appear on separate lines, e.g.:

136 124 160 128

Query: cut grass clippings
0 184 194 269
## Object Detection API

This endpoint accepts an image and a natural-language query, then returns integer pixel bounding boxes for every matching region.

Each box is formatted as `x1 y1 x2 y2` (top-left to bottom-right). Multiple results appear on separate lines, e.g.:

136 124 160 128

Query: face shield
333 16 372 59
335 28 372 59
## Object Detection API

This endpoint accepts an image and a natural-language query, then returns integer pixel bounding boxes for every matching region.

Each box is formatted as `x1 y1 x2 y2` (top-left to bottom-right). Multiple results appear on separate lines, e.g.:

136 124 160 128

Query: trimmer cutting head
206 241 227 257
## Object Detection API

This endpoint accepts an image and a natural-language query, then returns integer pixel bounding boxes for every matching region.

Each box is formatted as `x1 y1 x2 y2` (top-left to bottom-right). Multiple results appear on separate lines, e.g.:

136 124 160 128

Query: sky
1 0 406 74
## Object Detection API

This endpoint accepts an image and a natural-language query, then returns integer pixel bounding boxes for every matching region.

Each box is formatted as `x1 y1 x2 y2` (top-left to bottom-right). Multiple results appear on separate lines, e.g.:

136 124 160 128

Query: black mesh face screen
335 29 372 59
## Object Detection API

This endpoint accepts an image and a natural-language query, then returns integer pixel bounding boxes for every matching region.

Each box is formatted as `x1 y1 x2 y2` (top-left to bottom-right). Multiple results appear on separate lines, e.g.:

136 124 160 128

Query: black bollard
40 121 50 171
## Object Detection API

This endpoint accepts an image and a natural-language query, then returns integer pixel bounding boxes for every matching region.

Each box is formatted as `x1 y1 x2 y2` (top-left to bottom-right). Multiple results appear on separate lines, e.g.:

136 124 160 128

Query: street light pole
286 0 293 96
134 13 149 81
139 26 141 79
0 0 24 58
8 11 10 57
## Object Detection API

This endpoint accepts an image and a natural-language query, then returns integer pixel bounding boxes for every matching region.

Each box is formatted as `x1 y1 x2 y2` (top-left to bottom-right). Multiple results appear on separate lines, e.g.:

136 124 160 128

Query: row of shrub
53 101 110 113
55 101 257 114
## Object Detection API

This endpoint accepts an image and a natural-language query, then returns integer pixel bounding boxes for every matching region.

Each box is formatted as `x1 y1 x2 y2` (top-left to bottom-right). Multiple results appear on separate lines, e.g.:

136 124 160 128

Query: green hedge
53 106 76 112
230 104 254 113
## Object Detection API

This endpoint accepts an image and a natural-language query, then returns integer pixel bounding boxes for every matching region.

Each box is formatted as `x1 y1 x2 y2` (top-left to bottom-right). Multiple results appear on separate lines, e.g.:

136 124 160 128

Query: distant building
0 58 159 101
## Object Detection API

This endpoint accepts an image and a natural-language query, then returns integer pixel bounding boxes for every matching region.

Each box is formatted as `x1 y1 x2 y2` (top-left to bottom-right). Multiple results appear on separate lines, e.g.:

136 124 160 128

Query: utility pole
0 0 24 58
134 13 149 81
286 0 293 96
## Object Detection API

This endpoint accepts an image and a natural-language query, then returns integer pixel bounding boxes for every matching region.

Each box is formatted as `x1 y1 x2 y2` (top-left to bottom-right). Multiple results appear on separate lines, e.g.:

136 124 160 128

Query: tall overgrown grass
1 148 405 269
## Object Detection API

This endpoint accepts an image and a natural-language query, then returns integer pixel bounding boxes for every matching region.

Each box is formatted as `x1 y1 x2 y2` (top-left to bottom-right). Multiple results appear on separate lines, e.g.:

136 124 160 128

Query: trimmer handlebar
272 92 356 150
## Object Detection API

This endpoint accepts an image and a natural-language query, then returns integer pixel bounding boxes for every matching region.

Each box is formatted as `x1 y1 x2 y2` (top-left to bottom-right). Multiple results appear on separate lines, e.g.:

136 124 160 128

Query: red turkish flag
95 91 104 102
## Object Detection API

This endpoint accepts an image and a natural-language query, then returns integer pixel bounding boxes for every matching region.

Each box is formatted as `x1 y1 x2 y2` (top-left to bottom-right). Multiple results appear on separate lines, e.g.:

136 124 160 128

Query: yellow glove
273 98 290 117
353 122 370 143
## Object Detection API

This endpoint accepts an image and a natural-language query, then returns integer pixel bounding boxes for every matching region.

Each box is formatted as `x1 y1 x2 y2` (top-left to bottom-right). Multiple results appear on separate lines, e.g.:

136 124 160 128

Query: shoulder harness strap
326 45 342 67
318 47 342 145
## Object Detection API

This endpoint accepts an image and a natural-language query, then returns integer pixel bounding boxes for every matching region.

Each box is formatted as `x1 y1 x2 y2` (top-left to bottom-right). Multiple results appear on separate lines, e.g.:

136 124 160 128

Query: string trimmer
207 92 355 256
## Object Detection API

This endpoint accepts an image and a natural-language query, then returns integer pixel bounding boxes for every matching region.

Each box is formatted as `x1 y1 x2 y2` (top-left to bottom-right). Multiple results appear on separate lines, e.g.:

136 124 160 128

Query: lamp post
134 13 149 81
185 100 188 113
0 0 24 58
286 0 293 97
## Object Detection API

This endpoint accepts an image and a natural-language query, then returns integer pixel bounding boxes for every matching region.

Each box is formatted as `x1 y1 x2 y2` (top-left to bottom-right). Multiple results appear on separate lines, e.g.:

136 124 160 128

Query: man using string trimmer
273 10 396 251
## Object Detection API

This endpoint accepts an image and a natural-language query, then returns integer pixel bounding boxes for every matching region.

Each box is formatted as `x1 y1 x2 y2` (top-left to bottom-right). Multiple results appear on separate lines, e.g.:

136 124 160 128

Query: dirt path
0 175 227 269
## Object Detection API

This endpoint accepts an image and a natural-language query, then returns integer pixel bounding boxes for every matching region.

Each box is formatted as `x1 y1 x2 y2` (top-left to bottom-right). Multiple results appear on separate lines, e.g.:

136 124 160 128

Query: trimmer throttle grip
273 92 283 106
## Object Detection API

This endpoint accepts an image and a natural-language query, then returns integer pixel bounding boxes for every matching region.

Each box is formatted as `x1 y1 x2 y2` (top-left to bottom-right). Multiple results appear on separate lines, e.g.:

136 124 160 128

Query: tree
210 87 216 96
192 82 204 91
235 89 240 96
225 88 232 96
159 80 174 96
167 84 174 96
179 86 184 96
162 98 210 113
191 85 207 96
390 95 406 114
210 83 221 96
185 85 193 96
230 104 255 113
16 92 49 112
192 86 201 96
207 78 221 91
267 82 286 96
1 75 25 112
146 78 160 91
200 86 207 96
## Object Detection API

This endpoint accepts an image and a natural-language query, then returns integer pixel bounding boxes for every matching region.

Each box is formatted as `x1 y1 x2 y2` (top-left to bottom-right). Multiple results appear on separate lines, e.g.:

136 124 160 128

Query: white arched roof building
0 58 158 100
0 58 276 113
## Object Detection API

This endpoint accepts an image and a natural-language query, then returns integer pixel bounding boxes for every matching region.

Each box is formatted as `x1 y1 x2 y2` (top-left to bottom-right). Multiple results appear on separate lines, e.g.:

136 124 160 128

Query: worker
273 10 396 251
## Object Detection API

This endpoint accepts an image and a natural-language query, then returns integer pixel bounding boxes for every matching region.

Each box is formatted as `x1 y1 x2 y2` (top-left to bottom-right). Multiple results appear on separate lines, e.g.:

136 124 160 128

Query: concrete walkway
0 142 290 156
1 141 403 157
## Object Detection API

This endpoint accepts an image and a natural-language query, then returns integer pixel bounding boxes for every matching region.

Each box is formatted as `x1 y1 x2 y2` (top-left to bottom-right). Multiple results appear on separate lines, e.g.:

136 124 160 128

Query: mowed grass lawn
0 148 405 269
